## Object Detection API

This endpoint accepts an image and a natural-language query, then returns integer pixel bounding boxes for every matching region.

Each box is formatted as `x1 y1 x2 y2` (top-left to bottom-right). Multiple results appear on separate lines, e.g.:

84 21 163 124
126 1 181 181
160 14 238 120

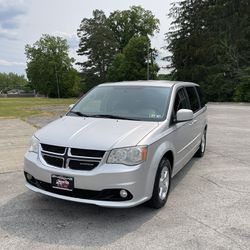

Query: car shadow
0 190 158 247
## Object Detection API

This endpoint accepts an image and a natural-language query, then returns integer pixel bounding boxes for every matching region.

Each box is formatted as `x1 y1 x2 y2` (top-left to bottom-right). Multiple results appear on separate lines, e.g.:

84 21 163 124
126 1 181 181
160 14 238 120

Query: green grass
0 97 77 119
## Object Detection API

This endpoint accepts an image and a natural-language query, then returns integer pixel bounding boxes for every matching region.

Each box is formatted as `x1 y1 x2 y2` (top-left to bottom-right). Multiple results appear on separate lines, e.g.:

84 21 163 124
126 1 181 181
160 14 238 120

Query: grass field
0 97 77 119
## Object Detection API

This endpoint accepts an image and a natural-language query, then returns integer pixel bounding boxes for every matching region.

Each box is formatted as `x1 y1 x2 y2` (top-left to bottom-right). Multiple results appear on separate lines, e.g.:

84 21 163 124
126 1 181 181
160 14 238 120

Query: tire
195 128 207 157
147 158 172 209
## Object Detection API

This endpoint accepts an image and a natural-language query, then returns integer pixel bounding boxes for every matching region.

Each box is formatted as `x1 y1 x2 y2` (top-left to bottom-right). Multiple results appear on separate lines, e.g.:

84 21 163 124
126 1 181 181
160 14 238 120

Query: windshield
69 85 171 121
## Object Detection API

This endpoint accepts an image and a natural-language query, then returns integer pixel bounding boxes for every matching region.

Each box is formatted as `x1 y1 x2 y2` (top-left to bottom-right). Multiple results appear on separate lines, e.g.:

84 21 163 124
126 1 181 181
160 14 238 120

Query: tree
25 34 79 97
77 6 160 90
108 6 160 51
107 36 159 81
165 0 250 102
106 53 126 82
77 10 118 84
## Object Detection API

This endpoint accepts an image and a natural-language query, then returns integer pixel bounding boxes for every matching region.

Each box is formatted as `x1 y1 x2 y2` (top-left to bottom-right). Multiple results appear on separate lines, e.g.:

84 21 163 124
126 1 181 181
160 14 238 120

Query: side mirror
68 104 74 110
176 109 193 122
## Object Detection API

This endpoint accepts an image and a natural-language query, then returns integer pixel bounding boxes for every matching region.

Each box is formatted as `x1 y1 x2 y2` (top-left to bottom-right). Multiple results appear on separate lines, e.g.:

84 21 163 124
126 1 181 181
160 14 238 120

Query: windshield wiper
69 112 139 120
88 114 138 121
68 111 90 117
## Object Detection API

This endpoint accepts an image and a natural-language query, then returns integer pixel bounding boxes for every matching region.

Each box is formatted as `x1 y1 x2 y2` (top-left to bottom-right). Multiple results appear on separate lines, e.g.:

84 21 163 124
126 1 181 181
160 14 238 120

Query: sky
0 0 173 76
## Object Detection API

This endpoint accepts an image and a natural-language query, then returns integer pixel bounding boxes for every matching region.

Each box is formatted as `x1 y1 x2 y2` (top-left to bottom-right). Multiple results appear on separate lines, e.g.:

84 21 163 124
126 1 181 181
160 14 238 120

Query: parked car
24 81 207 208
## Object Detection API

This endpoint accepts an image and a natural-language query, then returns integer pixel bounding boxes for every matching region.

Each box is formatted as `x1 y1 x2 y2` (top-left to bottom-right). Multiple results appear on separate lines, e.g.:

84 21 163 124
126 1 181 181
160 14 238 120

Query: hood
35 116 159 150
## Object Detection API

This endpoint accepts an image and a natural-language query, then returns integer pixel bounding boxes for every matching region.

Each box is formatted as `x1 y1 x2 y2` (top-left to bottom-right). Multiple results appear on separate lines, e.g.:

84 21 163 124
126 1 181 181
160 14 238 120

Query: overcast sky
0 0 173 76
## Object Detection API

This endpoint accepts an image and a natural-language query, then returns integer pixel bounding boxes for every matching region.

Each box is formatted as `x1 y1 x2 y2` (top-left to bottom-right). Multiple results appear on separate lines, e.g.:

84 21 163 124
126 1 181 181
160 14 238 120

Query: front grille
40 144 105 171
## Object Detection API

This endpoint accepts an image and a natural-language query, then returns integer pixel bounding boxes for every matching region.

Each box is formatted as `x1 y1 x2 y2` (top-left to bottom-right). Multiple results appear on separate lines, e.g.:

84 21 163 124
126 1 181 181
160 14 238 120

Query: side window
171 88 189 124
195 86 206 107
185 87 200 113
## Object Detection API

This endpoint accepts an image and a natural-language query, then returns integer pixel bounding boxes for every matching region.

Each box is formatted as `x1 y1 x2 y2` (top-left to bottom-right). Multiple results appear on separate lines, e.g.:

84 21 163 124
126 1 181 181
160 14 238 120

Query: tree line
12 3 250 101
0 73 29 93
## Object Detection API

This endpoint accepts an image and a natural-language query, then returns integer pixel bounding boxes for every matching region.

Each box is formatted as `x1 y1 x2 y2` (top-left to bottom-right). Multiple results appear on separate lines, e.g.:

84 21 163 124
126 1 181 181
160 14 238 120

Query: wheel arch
162 150 174 173
145 142 175 198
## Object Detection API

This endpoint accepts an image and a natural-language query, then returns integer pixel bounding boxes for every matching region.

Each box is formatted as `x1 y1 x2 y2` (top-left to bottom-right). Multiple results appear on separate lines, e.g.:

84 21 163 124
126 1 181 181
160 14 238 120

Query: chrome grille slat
40 145 105 171
41 150 66 156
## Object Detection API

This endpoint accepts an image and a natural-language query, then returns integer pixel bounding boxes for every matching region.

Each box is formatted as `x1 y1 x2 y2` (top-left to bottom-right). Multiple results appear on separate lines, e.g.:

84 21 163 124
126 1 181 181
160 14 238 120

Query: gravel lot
0 103 250 250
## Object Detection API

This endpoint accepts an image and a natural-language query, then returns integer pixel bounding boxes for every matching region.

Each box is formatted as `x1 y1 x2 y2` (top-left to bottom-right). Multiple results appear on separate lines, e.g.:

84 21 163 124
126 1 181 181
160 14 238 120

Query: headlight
107 146 147 166
29 136 40 153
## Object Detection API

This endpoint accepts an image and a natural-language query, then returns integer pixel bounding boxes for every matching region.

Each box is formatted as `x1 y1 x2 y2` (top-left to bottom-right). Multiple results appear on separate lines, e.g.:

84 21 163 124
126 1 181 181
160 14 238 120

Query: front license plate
51 175 74 191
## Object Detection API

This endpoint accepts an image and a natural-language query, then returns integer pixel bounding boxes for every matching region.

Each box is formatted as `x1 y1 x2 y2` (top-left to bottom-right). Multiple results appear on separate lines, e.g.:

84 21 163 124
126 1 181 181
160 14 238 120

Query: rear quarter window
195 86 206 107
185 87 200 112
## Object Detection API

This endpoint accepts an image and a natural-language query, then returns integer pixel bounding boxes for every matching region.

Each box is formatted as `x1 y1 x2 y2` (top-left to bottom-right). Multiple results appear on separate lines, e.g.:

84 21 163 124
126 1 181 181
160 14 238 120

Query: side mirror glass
176 109 193 122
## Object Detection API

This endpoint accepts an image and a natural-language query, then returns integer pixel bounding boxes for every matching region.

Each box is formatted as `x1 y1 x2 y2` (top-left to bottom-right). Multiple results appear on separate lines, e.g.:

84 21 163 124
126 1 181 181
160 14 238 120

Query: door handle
188 119 197 125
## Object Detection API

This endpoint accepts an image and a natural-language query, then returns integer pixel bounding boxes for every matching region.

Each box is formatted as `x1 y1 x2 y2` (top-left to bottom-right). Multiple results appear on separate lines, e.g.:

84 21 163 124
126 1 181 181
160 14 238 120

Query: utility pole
147 41 150 80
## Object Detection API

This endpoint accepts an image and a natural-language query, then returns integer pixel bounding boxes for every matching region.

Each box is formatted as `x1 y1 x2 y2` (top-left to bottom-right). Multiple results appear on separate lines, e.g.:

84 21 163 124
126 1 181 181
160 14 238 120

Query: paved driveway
0 104 249 250
0 119 36 173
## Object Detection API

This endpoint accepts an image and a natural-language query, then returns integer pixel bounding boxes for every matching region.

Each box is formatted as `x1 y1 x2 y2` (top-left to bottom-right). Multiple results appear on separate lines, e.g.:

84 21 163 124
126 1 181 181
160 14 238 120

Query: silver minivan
24 81 207 208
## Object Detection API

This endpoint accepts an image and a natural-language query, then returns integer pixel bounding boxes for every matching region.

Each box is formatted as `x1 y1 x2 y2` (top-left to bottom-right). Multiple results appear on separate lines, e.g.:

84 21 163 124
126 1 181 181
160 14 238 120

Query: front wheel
147 158 171 209
195 129 207 157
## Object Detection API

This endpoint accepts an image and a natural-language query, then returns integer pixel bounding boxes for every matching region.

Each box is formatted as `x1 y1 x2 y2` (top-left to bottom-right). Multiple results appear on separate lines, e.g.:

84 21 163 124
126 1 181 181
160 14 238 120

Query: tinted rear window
195 86 206 107
185 87 200 112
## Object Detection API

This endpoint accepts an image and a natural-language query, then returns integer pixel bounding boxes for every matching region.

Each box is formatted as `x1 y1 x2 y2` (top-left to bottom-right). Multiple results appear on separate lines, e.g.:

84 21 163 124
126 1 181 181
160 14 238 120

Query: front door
170 88 194 174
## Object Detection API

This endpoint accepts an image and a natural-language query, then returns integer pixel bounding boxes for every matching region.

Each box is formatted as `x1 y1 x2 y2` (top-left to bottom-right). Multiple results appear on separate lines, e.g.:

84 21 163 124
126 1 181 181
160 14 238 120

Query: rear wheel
195 129 207 157
147 158 171 209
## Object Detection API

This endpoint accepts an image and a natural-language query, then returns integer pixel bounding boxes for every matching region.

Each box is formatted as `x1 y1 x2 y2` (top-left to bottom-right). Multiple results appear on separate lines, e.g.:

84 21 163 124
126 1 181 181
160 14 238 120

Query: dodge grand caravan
24 81 207 208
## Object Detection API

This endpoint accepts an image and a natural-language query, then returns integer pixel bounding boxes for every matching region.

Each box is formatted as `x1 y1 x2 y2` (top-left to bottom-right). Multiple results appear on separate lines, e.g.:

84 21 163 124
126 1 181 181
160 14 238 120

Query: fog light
26 173 32 181
120 189 128 198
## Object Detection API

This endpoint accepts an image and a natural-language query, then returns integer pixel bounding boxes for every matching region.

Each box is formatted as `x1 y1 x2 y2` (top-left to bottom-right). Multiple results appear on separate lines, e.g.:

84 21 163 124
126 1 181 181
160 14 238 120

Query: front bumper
24 152 151 208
